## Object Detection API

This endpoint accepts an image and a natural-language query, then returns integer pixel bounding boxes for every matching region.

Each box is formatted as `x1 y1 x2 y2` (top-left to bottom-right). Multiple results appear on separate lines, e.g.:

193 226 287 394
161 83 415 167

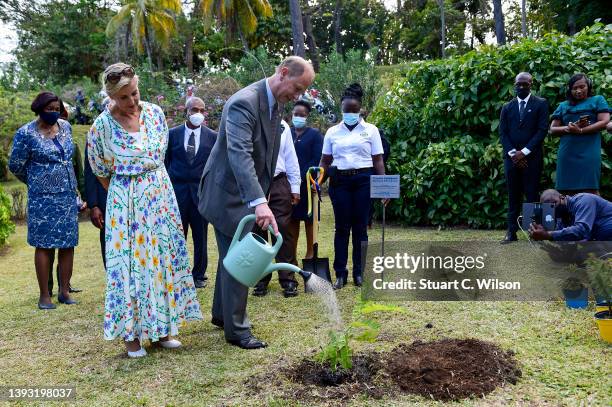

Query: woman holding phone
550 73 610 194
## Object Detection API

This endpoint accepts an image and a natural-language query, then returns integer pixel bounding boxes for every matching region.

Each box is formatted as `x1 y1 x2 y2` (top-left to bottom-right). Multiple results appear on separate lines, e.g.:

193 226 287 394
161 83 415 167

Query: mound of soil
284 353 390 400
386 338 521 401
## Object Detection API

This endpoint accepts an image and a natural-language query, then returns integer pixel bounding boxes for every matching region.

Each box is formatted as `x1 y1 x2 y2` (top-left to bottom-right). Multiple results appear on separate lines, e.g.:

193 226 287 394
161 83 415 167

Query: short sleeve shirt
322 119 384 170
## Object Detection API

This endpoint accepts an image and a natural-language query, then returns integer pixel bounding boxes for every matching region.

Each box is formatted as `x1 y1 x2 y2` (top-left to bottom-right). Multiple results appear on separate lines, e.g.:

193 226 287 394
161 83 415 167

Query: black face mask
515 86 530 99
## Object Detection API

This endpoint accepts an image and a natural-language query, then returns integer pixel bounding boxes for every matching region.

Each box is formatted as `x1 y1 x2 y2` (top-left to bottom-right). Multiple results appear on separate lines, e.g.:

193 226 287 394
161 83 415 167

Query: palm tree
198 0 273 52
106 0 181 71
492 0 506 45
289 0 305 57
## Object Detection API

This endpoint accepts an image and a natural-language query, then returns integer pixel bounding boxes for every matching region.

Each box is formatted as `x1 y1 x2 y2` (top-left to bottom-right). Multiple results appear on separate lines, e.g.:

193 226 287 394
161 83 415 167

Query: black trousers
328 170 372 280
178 197 209 282
255 174 298 289
504 153 542 234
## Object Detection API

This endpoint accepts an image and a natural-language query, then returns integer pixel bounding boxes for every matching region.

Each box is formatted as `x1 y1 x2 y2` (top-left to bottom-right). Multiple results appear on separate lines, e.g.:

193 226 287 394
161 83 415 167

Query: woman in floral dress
87 63 202 358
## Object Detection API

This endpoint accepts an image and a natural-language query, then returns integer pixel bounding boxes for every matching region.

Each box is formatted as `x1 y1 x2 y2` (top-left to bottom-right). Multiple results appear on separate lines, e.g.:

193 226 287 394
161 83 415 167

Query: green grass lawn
0 199 610 406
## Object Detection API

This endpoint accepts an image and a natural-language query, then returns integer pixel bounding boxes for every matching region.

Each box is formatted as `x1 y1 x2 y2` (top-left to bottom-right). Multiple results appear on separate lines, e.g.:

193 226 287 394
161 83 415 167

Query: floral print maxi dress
87 102 202 342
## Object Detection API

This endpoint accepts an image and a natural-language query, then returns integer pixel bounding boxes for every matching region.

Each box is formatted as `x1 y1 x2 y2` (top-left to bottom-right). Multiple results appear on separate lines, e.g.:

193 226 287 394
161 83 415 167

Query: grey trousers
211 227 252 341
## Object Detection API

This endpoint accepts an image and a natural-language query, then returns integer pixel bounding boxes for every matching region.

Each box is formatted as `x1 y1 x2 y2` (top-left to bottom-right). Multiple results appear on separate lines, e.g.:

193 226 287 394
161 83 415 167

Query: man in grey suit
198 56 315 349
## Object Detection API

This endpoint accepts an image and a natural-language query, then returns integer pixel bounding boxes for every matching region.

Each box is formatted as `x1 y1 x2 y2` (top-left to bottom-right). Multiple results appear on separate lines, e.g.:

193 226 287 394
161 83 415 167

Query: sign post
370 175 400 257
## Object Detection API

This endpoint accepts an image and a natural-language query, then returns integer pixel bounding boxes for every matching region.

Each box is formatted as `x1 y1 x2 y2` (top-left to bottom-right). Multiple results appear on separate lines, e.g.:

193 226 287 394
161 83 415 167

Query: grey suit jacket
198 79 282 237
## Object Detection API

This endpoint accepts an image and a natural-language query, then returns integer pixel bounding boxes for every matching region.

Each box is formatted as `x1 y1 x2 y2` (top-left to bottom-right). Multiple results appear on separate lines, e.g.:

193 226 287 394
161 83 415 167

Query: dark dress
9 119 78 248
552 95 609 191
290 126 323 221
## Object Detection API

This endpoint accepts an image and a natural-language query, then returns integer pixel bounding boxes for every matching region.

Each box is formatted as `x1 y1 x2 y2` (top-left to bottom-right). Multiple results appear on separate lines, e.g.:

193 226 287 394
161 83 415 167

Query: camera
521 202 556 231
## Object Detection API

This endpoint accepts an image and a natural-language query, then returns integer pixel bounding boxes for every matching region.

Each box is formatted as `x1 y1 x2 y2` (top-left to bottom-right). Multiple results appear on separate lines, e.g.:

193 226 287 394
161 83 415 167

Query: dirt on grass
386 338 522 401
247 338 521 404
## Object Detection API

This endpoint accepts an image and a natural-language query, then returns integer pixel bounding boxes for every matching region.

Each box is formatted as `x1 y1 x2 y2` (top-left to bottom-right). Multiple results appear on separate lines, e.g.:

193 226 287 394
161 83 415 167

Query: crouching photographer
529 189 612 241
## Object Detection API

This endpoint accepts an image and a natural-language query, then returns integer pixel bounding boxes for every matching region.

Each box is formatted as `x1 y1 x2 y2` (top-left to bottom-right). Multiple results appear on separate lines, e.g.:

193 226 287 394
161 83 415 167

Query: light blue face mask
342 112 360 126
292 116 307 128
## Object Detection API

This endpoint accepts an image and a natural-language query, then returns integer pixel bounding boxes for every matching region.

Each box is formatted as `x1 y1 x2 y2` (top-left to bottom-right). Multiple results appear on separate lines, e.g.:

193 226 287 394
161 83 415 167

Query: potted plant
586 256 612 343
561 265 589 309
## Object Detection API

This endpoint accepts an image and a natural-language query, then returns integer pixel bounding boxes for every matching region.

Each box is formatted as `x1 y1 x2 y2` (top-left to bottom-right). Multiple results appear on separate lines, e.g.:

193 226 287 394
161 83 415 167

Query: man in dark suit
198 56 315 349
165 97 217 288
499 72 549 243
85 146 108 267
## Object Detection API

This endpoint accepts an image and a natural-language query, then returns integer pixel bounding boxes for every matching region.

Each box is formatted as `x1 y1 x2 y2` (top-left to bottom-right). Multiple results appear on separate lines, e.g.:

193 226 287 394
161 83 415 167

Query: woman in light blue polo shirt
320 83 386 289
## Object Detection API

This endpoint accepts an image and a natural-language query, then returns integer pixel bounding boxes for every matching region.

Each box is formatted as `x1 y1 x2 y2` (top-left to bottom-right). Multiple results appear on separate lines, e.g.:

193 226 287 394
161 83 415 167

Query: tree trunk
439 0 446 58
142 14 154 71
396 0 401 13
492 0 505 45
289 0 306 57
568 12 576 35
185 26 194 73
333 0 342 53
521 0 527 37
302 11 320 72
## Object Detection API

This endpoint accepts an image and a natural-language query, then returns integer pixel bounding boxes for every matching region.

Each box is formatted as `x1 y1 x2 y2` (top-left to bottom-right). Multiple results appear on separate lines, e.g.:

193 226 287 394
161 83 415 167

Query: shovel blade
301 257 331 292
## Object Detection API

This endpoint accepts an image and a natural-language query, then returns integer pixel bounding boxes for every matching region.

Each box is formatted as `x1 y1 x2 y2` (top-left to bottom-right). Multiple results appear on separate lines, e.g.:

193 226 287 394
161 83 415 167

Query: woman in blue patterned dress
87 63 202 358
9 92 82 310
550 73 610 194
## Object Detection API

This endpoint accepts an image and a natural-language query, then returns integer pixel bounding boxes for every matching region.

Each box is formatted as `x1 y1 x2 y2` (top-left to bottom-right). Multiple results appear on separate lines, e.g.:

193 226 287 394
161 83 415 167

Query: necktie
186 132 196 163
270 103 281 134
519 100 526 120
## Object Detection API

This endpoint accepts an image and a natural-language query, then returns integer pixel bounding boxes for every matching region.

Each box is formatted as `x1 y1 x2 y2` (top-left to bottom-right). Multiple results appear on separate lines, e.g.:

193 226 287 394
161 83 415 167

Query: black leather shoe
228 335 268 349
252 283 268 297
194 279 207 289
282 282 298 298
500 233 518 244
68 285 82 293
58 294 78 305
333 277 347 290
211 317 224 328
354 276 363 287
38 302 56 310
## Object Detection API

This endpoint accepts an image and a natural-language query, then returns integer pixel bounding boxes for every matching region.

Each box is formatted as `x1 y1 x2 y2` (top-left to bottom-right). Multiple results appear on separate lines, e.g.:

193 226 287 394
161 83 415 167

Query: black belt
337 167 373 176
273 172 287 181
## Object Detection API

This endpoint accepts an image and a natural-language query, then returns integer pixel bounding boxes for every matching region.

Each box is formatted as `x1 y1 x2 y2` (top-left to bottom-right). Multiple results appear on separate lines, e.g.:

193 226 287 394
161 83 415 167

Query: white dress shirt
184 123 201 155
274 120 301 194
508 93 532 158
322 119 384 169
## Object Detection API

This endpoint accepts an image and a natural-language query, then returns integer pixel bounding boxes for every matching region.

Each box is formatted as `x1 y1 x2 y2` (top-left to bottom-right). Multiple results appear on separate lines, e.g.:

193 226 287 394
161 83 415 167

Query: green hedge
372 23 612 228
0 183 14 247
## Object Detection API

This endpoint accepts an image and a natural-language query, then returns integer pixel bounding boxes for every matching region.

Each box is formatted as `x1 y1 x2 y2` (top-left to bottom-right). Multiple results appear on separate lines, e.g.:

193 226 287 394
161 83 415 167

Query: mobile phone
579 115 589 122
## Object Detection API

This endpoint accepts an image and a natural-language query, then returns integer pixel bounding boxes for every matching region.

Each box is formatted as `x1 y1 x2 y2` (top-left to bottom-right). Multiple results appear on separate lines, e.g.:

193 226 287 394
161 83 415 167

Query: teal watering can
223 214 312 287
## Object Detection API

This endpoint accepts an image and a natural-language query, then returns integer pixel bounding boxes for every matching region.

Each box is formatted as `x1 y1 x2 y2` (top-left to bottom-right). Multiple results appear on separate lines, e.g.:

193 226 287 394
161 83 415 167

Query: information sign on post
370 175 400 258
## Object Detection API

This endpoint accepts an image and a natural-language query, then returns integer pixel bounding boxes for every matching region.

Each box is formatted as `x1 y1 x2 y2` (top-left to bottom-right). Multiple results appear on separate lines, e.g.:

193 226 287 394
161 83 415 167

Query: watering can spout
298 269 313 282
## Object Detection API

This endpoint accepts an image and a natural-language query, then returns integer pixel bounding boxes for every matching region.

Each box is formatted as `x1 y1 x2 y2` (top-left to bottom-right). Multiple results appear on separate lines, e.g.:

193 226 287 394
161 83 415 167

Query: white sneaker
158 339 182 349
127 348 147 358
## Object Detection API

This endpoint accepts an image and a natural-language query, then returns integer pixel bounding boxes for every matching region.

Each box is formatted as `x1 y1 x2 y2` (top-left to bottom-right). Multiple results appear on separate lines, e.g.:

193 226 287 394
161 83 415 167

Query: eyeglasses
105 66 135 84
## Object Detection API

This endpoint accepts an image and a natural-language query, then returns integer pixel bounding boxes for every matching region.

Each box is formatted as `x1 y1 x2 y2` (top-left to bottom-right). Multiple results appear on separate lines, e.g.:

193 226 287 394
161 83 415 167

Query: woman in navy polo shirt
320 83 386 289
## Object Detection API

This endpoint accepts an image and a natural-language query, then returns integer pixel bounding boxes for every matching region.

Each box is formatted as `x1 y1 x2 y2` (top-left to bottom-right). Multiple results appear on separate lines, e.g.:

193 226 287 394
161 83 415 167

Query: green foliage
372 23 612 228
0 89 38 178
587 256 612 304
316 330 353 371
315 48 380 114
10 0 113 85
0 183 15 247
226 47 278 87
316 299 405 372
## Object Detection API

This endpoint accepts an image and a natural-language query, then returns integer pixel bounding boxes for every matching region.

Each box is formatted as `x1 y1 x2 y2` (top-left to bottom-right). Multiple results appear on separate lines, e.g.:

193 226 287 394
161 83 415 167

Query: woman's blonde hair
102 63 138 96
